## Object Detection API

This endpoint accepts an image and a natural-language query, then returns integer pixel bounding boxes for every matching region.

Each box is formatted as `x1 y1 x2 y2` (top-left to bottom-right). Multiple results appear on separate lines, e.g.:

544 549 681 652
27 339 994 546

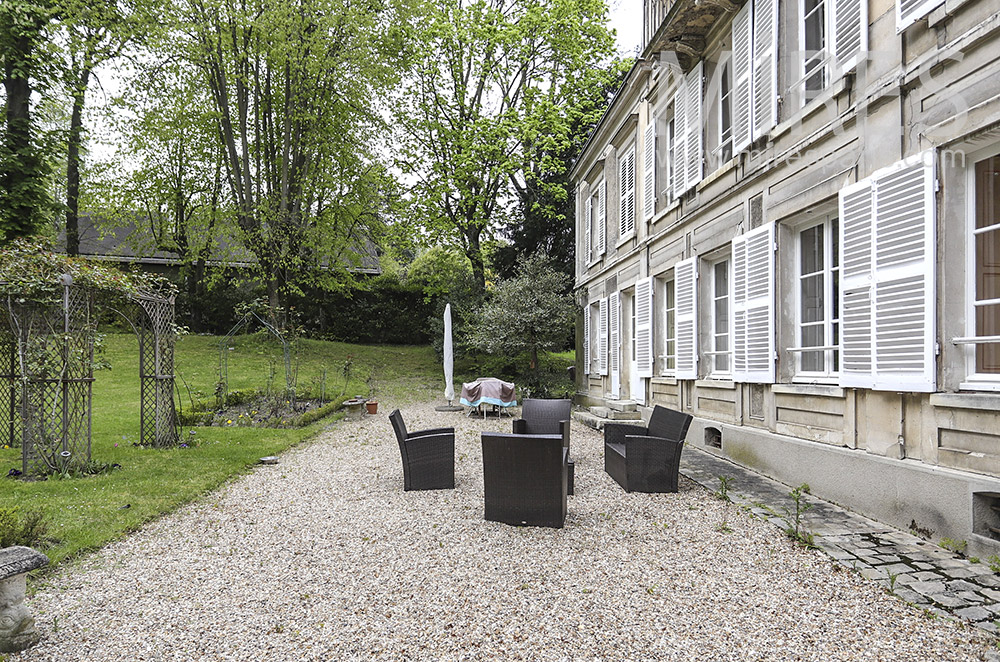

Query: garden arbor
0 243 179 476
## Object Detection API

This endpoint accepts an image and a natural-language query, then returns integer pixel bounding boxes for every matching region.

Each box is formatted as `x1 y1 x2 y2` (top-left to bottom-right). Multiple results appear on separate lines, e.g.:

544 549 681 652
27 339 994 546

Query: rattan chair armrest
409 427 455 439
603 422 647 446
512 419 528 434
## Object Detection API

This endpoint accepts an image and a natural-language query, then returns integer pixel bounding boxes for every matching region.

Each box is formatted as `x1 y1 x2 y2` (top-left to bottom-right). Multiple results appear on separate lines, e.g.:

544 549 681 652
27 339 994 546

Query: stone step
573 410 607 431
607 400 638 413
587 406 642 421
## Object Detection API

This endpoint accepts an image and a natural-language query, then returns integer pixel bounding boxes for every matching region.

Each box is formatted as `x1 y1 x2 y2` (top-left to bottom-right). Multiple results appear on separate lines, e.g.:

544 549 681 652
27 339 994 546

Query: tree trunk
465 227 486 294
65 68 91 256
2 32 45 240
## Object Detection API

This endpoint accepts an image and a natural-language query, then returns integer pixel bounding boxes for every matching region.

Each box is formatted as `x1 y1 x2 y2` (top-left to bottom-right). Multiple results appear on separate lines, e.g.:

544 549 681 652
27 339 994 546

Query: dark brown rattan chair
513 398 574 494
389 409 455 491
481 431 569 528
604 405 692 493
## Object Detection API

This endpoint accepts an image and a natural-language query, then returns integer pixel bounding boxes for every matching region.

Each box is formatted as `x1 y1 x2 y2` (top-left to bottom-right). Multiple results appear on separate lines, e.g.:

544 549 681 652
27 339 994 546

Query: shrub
0 507 49 548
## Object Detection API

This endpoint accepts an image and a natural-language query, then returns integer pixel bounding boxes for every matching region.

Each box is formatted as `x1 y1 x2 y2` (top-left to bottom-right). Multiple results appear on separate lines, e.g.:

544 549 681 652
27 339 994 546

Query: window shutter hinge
935 341 940 356
934 179 940 193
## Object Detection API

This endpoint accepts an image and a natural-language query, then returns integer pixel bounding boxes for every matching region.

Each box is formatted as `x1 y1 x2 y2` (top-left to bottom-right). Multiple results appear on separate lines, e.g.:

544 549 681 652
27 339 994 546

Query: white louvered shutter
871 151 937 392
609 291 621 398
839 178 876 388
685 62 703 192
897 0 945 33
833 0 867 72
583 304 591 376
732 1 753 153
598 181 607 255
732 223 776 383
672 82 688 200
620 147 636 238
584 193 592 264
636 276 654 378
644 122 656 221
752 0 778 139
598 297 609 376
674 257 699 380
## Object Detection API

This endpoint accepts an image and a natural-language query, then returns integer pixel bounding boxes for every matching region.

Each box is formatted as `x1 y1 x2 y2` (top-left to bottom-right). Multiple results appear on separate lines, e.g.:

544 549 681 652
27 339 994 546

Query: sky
609 0 643 56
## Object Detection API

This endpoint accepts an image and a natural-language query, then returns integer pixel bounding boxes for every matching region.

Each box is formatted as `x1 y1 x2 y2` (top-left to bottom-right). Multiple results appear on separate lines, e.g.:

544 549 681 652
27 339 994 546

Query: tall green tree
157 0 405 323
395 0 616 293
0 0 55 241
496 56 630 282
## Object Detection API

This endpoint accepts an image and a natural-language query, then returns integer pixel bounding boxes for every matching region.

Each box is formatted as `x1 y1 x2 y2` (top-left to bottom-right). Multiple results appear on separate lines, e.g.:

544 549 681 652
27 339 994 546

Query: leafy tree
467 252 574 380
495 56 631 282
150 0 405 324
0 0 56 241
395 0 616 293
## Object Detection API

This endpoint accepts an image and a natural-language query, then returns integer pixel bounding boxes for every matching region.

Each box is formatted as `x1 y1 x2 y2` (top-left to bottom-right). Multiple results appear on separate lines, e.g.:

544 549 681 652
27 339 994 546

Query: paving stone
913 562 936 571
913 570 945 582
937 558 971 569
946 579 982 593
932 593 973 608
955 591 987 604
974 573 1000 588
860 567 887 581
981 588 1000 602
954 605 994 622
892 587 926 605
910 580 948 596
883 563 915 576
820 546 856 561
872 554 901 564
976 621 999 635
893 573 919 586
942 567 986 579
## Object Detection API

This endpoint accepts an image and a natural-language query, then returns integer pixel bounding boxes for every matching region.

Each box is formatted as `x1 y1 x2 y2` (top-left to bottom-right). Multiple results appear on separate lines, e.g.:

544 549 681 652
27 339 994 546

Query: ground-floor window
973 152 1000 376
710 257 731 375
796 216 840 379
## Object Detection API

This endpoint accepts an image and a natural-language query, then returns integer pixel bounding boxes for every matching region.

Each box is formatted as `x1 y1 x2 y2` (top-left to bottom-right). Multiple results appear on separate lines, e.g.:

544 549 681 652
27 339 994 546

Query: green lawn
0 333 442 568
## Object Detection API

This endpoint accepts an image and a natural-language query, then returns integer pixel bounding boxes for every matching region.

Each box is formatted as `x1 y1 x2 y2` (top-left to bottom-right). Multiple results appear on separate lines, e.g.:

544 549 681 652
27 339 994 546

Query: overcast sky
609 0 642 56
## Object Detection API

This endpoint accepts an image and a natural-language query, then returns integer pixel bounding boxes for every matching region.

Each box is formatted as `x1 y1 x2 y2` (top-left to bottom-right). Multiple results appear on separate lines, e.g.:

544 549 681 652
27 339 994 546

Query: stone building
573 0 1000 556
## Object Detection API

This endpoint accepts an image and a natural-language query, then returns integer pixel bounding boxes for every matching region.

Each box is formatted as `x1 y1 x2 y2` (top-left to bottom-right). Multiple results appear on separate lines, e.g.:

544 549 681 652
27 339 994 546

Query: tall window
711 258 731 374
718 57 733 164
797 218 840 377
802 0 828 104
973 154 1000 375
664 117 675 199
590 186 601 263
661 278 676 374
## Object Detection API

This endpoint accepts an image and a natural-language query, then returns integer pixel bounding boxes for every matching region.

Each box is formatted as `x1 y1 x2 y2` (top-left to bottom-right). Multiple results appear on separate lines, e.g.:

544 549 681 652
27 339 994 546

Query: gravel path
12 399 995 661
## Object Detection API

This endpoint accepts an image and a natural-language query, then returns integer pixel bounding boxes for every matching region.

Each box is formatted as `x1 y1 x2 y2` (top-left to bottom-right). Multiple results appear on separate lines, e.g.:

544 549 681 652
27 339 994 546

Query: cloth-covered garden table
460 377 516 417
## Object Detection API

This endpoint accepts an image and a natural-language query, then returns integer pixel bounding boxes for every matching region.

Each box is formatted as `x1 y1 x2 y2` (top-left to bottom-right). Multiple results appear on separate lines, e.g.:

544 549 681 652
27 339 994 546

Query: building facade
573 0 1000 556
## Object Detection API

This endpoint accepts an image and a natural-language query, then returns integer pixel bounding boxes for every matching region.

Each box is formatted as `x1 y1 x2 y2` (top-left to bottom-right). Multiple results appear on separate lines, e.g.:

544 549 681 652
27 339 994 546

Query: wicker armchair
481 431 569 528
513 398 574 494
389 409 455 491
604 405 692 493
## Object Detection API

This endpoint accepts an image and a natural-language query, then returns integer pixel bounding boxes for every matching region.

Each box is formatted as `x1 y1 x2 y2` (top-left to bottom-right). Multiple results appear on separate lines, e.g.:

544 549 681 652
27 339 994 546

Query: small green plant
0 507 49 548
939 537 968 557
887 569 899 592
987 554 1000 574
969 556 980 564
714 475 734 502
779 483 816 548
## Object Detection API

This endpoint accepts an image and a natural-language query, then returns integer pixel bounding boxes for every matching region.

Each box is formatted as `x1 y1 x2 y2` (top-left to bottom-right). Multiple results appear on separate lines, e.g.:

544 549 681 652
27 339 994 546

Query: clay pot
365 401 378 415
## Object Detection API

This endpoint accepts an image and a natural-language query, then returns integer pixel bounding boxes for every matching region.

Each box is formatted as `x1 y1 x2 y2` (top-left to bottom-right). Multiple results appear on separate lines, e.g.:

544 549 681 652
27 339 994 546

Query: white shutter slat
871 151 936 392
685 62 703 192
636 277 654 378
643 122 656 221
833 0 867 72
674 257 698 380
598 180 607 255
672 83 688 200
609 291 621 398
732 1 753 153
583 304 591 376
897 0 945 33
732 223 776 383
838 178 875 388
752 0 778 139
599 297 609 376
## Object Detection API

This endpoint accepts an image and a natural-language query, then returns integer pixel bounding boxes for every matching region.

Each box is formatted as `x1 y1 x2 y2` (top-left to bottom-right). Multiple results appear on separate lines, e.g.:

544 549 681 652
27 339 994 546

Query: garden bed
179 392 341 428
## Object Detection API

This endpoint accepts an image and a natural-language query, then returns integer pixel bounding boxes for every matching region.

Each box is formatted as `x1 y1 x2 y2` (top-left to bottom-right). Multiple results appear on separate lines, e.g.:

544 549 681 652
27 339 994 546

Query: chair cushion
606 441 626 460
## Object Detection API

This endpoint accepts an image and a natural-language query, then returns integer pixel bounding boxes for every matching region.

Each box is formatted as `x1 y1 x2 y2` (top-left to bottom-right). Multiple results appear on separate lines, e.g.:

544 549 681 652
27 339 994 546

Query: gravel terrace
11 398 996 661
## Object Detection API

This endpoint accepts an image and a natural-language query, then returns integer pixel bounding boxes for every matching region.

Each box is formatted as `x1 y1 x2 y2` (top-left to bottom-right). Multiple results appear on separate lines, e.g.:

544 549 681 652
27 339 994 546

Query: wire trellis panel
135 293 179 448
0 331 19 448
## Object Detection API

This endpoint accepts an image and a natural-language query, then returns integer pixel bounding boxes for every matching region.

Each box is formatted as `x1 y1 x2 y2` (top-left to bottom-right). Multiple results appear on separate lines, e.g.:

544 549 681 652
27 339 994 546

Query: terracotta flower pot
365 401 378 415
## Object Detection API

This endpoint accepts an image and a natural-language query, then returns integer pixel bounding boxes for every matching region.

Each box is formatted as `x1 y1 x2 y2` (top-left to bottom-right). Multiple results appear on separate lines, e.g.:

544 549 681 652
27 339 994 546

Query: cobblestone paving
682 446 1000 636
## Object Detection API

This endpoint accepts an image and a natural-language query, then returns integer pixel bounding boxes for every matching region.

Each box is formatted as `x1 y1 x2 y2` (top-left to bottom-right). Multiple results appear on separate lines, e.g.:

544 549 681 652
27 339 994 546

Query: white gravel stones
11 400 996 661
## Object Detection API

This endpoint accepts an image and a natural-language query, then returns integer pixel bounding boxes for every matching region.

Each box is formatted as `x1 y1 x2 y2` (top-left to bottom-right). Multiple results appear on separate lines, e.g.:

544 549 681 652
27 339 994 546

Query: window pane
977 305 1000 373
800 225 823 275
975 156 1000 373
800 274 823 323
976 228 1000 302
714 261 728 297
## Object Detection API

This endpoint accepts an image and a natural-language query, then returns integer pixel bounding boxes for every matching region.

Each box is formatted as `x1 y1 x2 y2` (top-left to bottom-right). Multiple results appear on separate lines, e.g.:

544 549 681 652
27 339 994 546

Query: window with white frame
801 0 828 105
589 182 605 262
717 56 733 166
662 114 675 200
710 257 732 375
660 276 676 374
968 151 1000 379
796 217 840 379
589 300 602 374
